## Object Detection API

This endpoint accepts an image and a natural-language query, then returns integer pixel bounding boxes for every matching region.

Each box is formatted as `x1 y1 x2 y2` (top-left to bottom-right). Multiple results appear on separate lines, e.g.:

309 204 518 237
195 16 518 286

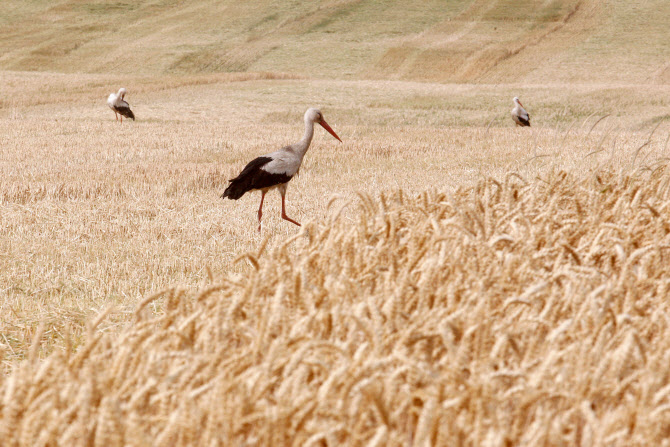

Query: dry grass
0 71 670 444
2 1 670 443
3 163 670 445
2 75 669 366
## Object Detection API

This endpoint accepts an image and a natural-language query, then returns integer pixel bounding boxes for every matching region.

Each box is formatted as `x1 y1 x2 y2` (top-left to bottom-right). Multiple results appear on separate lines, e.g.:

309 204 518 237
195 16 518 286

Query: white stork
222 108 342 231
107 88 135 122
511 97 530 127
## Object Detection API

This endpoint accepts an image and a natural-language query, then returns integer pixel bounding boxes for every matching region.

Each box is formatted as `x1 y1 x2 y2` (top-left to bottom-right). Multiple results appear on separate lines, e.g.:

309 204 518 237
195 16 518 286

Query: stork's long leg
257 190 267 232
280 191 300 227
115 112 118 121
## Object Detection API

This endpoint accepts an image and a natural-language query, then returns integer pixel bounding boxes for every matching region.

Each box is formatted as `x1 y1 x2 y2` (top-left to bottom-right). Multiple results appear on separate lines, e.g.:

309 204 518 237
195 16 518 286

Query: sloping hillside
1 0 668 84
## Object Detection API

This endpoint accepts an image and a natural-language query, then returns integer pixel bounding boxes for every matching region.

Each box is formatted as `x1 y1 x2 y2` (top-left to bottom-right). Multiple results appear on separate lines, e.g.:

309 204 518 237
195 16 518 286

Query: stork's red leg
257 190 267 232
280 192 300 227
115 112 118 121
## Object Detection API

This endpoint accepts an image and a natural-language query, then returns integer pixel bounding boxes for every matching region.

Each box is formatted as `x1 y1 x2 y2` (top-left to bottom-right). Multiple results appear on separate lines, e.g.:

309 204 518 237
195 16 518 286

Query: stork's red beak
319 120 342 142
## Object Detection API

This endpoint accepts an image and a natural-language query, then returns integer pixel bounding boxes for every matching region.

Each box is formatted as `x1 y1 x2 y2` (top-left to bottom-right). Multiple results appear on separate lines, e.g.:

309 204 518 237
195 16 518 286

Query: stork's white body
261 113 318 180
222 108 341 230
107 88 135 122
511 97 530 127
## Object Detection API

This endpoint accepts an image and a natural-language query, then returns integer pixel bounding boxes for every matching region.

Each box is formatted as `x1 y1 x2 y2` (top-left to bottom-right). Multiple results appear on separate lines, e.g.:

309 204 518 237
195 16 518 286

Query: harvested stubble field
1 74 670 445
4 147 670 444
2 0 670 444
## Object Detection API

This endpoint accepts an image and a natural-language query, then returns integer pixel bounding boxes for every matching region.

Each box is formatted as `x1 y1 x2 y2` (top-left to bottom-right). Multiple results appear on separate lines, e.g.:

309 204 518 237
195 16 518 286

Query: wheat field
2 73 670 445
2 0 670 445
4 153 670 444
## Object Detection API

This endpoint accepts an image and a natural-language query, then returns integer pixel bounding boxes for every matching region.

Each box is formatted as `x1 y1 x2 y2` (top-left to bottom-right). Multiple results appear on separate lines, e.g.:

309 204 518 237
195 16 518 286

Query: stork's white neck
294 117 316 159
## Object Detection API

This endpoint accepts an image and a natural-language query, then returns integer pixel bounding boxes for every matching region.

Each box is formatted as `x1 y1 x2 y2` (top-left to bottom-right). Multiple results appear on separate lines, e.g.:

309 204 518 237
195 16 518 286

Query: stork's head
118 88 127 99
305 107 342 142
513 97 523 107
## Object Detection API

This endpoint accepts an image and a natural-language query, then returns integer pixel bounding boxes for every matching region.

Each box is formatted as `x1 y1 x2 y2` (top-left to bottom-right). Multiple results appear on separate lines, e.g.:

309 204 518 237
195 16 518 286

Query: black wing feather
518 114 530 127
115 104 135 120
222 156 293 200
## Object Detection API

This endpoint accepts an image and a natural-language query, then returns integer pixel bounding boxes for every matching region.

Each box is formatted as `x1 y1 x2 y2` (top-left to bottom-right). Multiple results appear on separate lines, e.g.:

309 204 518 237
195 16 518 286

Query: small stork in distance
107 88 135 122
511 97 530 127
222 108 342 231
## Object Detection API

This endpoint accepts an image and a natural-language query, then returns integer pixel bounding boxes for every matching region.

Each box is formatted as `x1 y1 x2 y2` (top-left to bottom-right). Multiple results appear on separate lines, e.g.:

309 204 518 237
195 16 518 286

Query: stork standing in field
107 88 135 122
222 108 342 231
511 97 530 127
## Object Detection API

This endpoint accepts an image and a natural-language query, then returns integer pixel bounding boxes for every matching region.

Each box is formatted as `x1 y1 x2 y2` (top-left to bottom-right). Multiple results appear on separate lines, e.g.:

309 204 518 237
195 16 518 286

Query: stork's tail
117 108 135 121
221 180 247 200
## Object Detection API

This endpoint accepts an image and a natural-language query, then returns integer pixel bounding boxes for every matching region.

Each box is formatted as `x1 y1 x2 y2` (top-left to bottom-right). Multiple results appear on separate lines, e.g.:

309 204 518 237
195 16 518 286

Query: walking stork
511 97 530 127
107 88 135 122
222 108 342 231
